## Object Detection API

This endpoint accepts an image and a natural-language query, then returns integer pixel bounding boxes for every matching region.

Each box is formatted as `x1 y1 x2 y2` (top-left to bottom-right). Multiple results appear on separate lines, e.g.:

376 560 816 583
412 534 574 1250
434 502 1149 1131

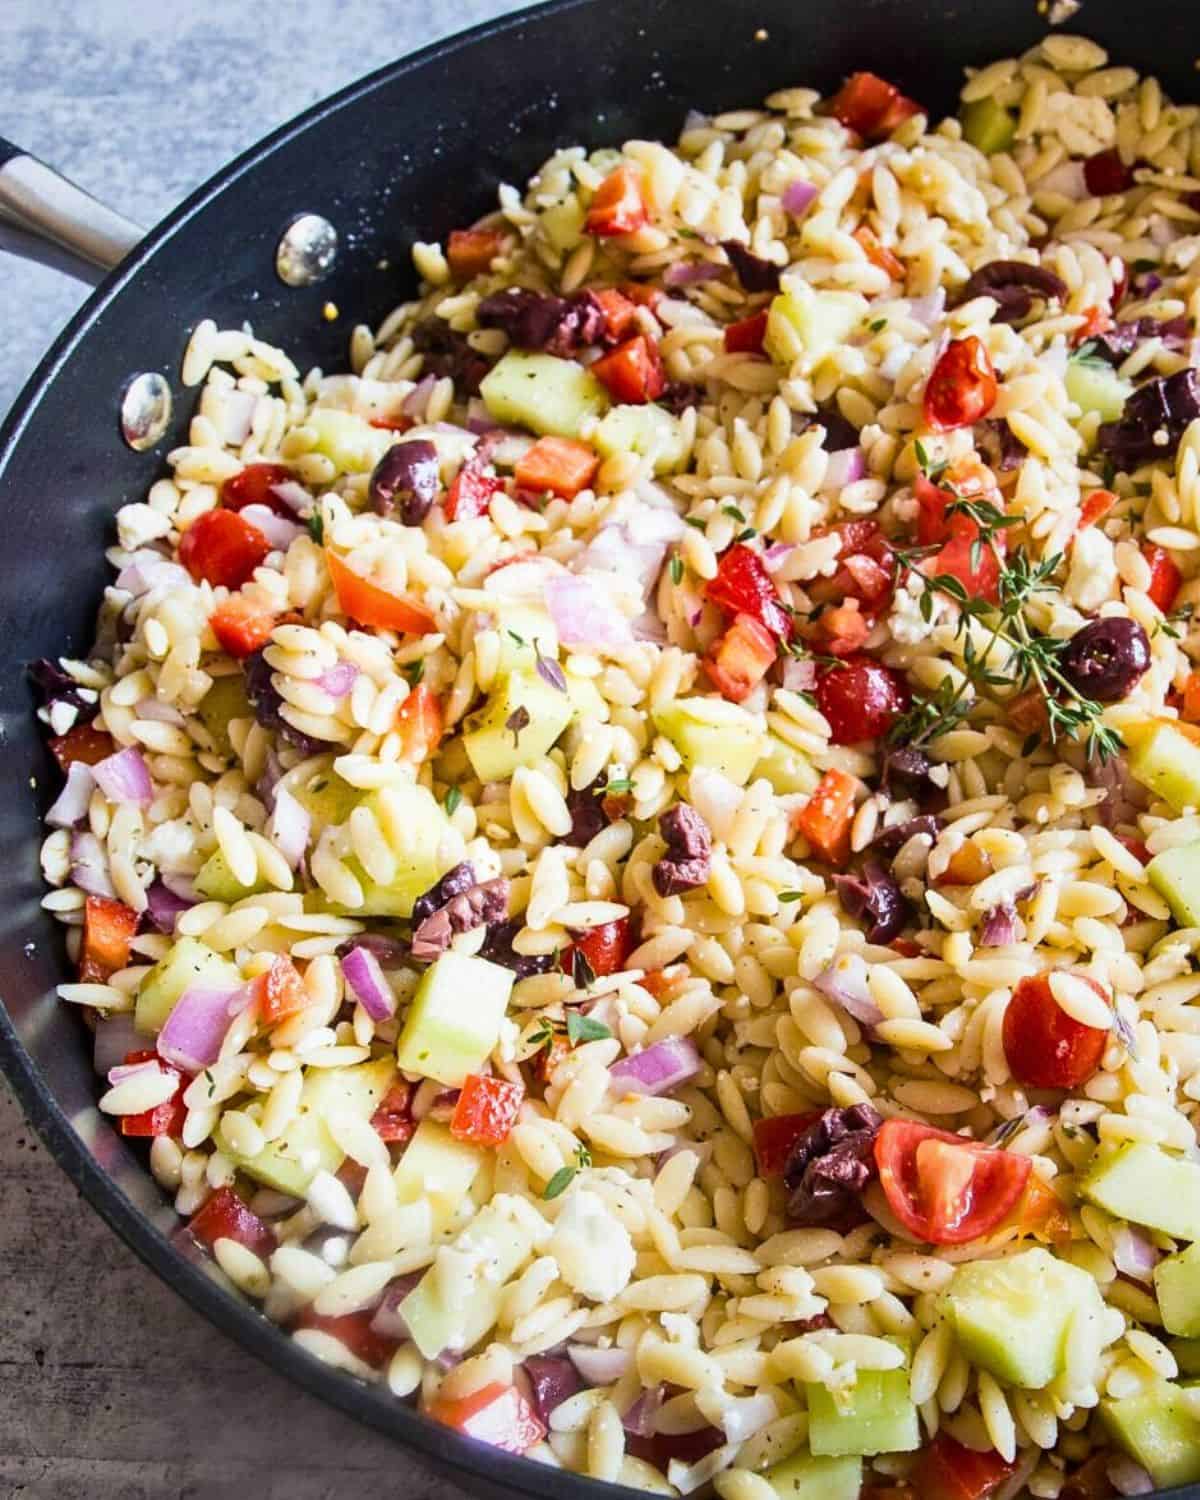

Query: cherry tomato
370 1081 415 1144
1083 147 1133 197
809 601 873 657
585 165 648 238
209 595 278 659
1002 971 1109 1090
703 612 777 702
828 72 923 141
1142 543 1182 613
294 1308 401 1369
188 1185 277 1258
179 509 272 590
590 334 666 405
561 916 633 978
1077 488 1117 531
450 1074 525 1148
221 462 296 519
752 1112 821 1177
924 336 998 432
810 518 897 613
874 1119 1032 1245
723 311 769 355
706 543 792 639
446 228 506 279
910 1433 1016 1500
445 462 504 522
815 655 909 745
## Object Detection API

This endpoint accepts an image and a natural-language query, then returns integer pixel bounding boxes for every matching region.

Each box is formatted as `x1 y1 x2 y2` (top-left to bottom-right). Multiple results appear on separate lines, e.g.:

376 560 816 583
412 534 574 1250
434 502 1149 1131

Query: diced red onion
92 746 153 807
93 1014 143 1076
1110 1224 1160 1283
238 504 304 552
267 479 313 516
609 1036 702 1097
908 288 946 328
781 179 818 216
403 373 437 420
822 447 866 491
577 499 687 602
70 830 115 898
340 944 396 1021
524 1355 582 1424
979 902 1023 947
157 986 241 1074
814 953 884 1028
267 785 311 871
1086 751 1143 829
622 1384 664 1437
144 878 195 935
107 1057 165 1086
135 697 186 726
114 553 190 598
546 574 635 648
161 870 200 903
663 260 725 286
781 656 817 692
314 661 359 698
568 1344 633 1385
1039 160 1088 201
47 761 95 828
466 398 502 435
1108 1457 1155 1496
369 1273 424 1339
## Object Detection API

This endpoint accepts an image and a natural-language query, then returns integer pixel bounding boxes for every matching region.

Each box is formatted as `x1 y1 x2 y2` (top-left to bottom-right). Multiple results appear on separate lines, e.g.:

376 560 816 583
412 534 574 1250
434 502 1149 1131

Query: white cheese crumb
115 501 172 553
548 1187 636 1303
1065 526 1118 612
889 571 954 645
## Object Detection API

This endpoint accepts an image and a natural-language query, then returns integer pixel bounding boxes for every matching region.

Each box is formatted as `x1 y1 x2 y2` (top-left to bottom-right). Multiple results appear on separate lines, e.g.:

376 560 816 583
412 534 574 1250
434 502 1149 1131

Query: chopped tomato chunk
514 436 599 499
753 1112 821 1177
815 655 909 744
1142 543 1182 613
80 895 138 983
294 1308 400 1369
585 165 648 238
428 1381 546 1454
620 280 663 312
188 1185 277 1257
1184 671 1200 724
447 228 506 279
394 683 444 764
590 334 666 405
875 1119 1032 1245
249 955 308 1027
1002 971 1109 1090
325 550 437 635
723 311 769 354
592 287 640 342
1004 1173 1071 1245
706 543 792 640
210 595 277 659
853 224 905 280
371 1081 415 1143
49 722 115 771
810 518 896 612
1078 488 1117 531
794 768 861 866
445 462 504 522
179 509 272 590
829 72 923 141
914 472 1006 604
1072 305 1112 345
1083 147 1133 197
809 600 873 657
560 917 633 979
910 1432 1017 1500
924 336 998 432
703 612 777 701
450 1074 525 1147
117 1049 187 1138
221 462 295 519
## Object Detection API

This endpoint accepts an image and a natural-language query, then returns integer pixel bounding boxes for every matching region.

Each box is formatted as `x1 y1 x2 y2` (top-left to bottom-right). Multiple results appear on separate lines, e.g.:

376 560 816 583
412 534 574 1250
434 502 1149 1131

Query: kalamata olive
369 439 440 523
1059 616 1151 702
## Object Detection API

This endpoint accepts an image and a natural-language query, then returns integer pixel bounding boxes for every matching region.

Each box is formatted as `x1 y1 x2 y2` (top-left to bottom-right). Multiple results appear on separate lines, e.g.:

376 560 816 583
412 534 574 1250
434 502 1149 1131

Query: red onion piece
267 479 314 515
403 373 437 420
93 1014 143 1076
1108 1456 1155 1496
656 1139 714 1171
908 288 946 328
719 1392 778 1443
47 761 95 828
978 902 1024 947
108 1057 166 1086
663 260 726 287
465 397 501 434
575 499 686 602
92 746 153 807
609 1036 702 1097
135 697 186 726
524 1355 582 1424
781 179 818 216
314 661 359 698
144 878 195 935
70 830 115 898
157 986 242 1074
781 656 817 692
1110 1224 1160 1283
814 954 884 1028
341 944 396 1021
622 1384 665 1437
568 1344 633 1385
267 785 311 871
1039 160 1089 202
369 1273 424 1339
238 504 305 552
161 870 200 904
115 553 190 598
822 447 867 491
545 574 635 648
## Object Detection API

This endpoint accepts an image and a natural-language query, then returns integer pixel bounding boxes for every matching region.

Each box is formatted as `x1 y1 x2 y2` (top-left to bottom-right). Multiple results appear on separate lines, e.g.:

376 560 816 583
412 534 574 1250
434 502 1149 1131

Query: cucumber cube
764 1451 862 1500
334 782 454 919
1066 359 1133 424
393 1118 486 1235
1156 1243 1200 1337
492 606 560 676
290 767 362 832
805 1366 919 1457
1129 722 1200 813
764 286 869 372
1172 1340 1200 1376
479 352 609 439
940 1247 1104 1389
134 937 242 1035
594 404 689 474
307 407 392 473
541 196 586 253
653 697 766 786
1102 1381 1200 1490
196 673 251 755
193 847 270 904
396 950 515 1086
1082 1143 1200 1242
961 97 1016 155
1148 842 1200 927
463 670 574 784
755 734 820 796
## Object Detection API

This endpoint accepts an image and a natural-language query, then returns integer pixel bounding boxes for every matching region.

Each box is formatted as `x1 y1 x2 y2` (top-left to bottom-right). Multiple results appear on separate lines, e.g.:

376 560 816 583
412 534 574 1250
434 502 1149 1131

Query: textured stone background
0 2 525 1496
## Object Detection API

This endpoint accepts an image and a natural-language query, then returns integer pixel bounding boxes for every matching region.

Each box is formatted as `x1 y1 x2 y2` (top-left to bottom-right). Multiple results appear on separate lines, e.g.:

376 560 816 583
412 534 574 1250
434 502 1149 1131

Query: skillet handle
0 135 144 286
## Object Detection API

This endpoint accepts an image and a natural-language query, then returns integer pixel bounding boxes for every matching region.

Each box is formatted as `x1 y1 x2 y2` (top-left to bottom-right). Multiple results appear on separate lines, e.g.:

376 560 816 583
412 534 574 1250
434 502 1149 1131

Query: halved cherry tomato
1142 543 1182 613
428 1381 546 1454
221 462 296 519
853 224 905 281
810 518 897 612
179 509 272 590
450 1074 525 1148
49 722 115 771
79 895 138 983
752 1111 821 1177
793 768 861 866
447 228 506 279
294 1308 401 1369
561 916 634 979
250 955 308 1027
585 166 648 238
514 436 599 499
445 462 504 522
703 612 778 702
924 336 998 432
325 550 436 635
210 595 278 659
370 1080 415 1144
706 543 792 640
1078 488 1117 531
1084 147 1133 197
590 335 666 405
874 1119 1032 1245
188 1185 277 1257
592 287 640 342
815 655 909 745
394 682 444 764
724 311 769 355
1002 971 1109 1090
828 72 923 141
910 1432 1017 1500
117 1050 187 1138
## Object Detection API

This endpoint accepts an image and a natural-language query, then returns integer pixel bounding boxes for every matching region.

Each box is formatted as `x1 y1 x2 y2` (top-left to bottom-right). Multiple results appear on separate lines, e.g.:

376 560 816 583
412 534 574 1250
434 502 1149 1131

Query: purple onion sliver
46 760 95 829
267 785 311 871
341 944 396 1021
92 746 153 807
814 955 884 1029
70 830 116 898
609 1036 702 1097
781 179 818 216
157 986 242 1074
144 878 195 935
236 504 304 552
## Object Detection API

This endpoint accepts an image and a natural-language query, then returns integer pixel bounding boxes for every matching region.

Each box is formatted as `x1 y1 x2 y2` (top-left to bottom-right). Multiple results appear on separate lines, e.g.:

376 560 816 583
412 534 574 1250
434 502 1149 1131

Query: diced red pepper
809 600 873 658
724 311 769 355
447 228 507 280
221 462 296 519
924 335 998 432
294 1308 400 1369
371 1081 415 1143
829 72 922 141
79 895 139 983
1083 147 1134 197
853 224 905 281
450 1074 525 1148
590 334 667 405
752 1111 821 1176
514 436 599 499
395 683 444 764
1184 672 1200 724
706 543 792 639
1143 543 1182 612
1077 488 1117 531
188 1185 277 1258
585 166 648 238
620 281 663 312
117 1049 187 1138
532 1032 572 1086
210 595 278 659
427 1381 546 1454
909 1433 1017 1500
703 612 777 702
49 722 115 771
560 916 634 979
1072 305 1112 345
179 509 272 591
445 462 505 522
592 287 640 342
325 549 437 635
249 955 308 1027
815 655 910 745
638 968 685 1001
793 768 861 866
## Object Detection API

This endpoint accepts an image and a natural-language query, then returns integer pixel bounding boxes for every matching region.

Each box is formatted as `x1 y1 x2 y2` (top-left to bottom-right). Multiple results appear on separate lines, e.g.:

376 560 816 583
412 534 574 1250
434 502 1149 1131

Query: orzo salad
34 31 1200 1500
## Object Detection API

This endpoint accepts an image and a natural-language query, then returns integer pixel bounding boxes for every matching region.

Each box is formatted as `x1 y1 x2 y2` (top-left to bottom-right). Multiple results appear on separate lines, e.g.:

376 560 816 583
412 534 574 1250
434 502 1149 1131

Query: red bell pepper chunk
79 895 139 983
793 768 862 866
371 1080 415 1143
221 462 296 519
723 311 769 355
1072 305 1112 345
753 1111 821 1176
620 281 663 312
179 509 272 590
188 1185 277 1258
210 595 278 659
117 1049 188 1138
703 612 778 702
532 1032 573 1086
1143 543 1181 612
853 224 905 281
910 1433 1016 1500
49 722 115 771
590 334 667 406
445 462 505 522
1077 488 1117 531
829 72 922 141
295 1308 400 1369
395 682 444 764
447 228 507 280
585 165 648 238
250 955 308 1027
592 287 640 343
1083 147 1133 197
560 916 634 979
428 1381 547 1454
924 335 998 432
514 436 599 499
706 543 792 640
450 1074 525 1147
325 549 437 635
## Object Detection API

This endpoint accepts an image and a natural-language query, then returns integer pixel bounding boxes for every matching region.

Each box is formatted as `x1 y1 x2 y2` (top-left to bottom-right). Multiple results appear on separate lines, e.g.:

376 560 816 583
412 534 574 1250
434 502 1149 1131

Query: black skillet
2 0 1198 1493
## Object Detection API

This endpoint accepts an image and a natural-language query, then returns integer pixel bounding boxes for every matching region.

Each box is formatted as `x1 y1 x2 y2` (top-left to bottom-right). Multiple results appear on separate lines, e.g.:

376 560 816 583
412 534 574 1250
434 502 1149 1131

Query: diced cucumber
1082 1143 1200 1242
196 673 251 756
541 196 586 253
594 404 689 475
1102 1381 1200 1490
1148 841 1200 926
763 1451 862 1500
764 286 869 372
805 1364 919 1457
565 669 610 723
754 734 820 796
332 782 454 919
193 847 270 904
400 1200 534 1358
653 697 766 786
479 352 609 439
1129 721 1200 813
463 670 574 783
229 1056 395 1197
962 96 1017 156
1156 1243 1200 1337
393 1118 485 1235
290 766 362 833
1172 1340 1200 1377
307 407 392 473
396 950 515 1086
134 937 242 1035
1066 358 1133 424
940 1247 1104 1389
492 605 560 676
